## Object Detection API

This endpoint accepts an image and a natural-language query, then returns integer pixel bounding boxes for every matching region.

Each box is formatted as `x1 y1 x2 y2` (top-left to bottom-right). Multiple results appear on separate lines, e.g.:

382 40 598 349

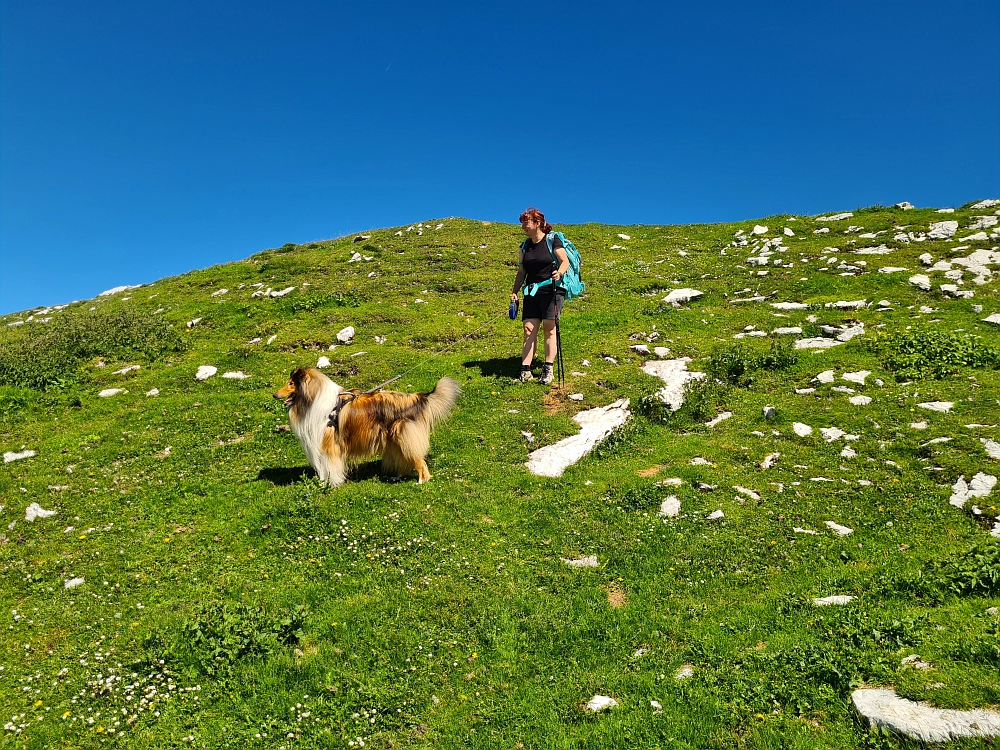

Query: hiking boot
518 368 534 383
539 364 554 385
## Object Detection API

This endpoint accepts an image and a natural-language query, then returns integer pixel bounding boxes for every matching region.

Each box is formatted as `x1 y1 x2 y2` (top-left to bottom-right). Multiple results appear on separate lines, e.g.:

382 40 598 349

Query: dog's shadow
463 357 521 379
256 462 391 487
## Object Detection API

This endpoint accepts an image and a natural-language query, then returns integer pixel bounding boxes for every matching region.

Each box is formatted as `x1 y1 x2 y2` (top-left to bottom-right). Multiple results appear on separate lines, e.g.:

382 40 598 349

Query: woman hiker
510 207 570 384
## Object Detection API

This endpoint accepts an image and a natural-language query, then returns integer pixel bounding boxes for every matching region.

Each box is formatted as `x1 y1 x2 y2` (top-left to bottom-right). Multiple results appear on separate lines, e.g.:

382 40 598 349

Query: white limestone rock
641 358 705 411
98 388 125 397
771 302 808 311
849 395 872 406
772 326 802 335
918 401 953 413
707 510 725 521
662 288 704 306
525 400 631 478
813 595 855 606
4 450 36 463
909 274 932 291
25 503 57 521
659 496 681 518
586 695 618 712
99 284 142 297
195 366 217 381
675 665 695 679
64 577 85 589
895 201 915 210
983 313 1000 326
784 227 795 236
562 555 600 568
814 370 836 384
852 688 1000 743
927 220 958 240
842 370 871 385
795 338 843 350
705 412 733 428
336 326 356 344
982 439 1000 459
949 473 997 508
970 199 1000 209
816 212 854 221
793 422 813 437
751 225 768 235
145 388 159 397
878 266 908 274
222 371 250 380
113 365 140 375
826 521 854 536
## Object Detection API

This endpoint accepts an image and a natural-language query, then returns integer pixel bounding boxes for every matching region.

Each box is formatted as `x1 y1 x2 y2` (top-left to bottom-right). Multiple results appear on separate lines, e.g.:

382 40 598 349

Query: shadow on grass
255 466 312 485
463 357 521 379
256 462 406 486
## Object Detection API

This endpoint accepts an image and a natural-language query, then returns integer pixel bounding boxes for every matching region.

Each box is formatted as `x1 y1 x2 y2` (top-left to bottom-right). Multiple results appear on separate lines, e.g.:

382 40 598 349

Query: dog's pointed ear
290 367 306 384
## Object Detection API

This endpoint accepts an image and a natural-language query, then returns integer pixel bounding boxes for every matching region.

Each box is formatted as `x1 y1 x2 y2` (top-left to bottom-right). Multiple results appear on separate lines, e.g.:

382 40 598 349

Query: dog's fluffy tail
422 377 460 427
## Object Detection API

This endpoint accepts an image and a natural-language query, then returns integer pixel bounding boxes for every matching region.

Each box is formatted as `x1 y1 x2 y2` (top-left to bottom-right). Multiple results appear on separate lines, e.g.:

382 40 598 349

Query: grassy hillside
2 204 1000 749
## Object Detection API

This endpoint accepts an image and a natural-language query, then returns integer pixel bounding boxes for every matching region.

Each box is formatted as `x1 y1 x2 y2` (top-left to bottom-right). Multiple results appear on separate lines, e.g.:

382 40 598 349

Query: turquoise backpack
520 231 586 301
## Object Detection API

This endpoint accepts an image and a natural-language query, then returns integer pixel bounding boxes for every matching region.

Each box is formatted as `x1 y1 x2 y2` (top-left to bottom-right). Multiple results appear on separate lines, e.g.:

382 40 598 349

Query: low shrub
0 307 184 389
866 328 1000 380
173 601 309 678
907 541 1000 601
707 341 797 386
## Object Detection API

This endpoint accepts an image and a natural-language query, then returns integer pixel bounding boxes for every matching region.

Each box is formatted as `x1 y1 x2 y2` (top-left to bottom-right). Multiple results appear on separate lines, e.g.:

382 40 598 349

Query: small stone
98 388 125 397
849 395 872 406
900 654 933 670
909 274 932 291
658 496 681 518
662 288 704 306
674 665 695 679
568 393 585 401
840 445 857 458
918 401 953 413
751 225 768 235
793 422 813 437
813 595 855 606
795 388 816 394
336 326 355 344
842 370 871 385
145 388 159 397
629 344 650 354
982 439 1000 459
222 371 249 380
585 695 618 712
65 577 85 589
561 555 599 568
195 366 217 381
707 510 725 520
910 421 928 429
316 356 331 369
763 406 776 420
690 457 712 466
760 452 780 469
4 450 36 463
25 503 57 521
705 412 733 428
795 338 843 349
983 313 1000 326
825 521 854 536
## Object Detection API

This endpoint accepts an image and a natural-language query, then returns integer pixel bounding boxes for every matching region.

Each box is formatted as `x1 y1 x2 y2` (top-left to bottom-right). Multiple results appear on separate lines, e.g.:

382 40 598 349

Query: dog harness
327 392 357 429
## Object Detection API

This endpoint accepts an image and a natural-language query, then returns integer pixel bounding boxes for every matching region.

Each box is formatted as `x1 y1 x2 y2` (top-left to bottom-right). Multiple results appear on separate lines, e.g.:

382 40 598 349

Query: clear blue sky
2 0 998 315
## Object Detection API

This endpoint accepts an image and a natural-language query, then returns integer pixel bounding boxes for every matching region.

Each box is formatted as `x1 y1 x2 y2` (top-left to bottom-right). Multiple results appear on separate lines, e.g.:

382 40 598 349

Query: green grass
1 208 999 748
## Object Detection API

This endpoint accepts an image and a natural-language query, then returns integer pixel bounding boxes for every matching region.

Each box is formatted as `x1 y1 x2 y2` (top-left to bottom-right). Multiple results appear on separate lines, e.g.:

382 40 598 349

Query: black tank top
521 234 564 285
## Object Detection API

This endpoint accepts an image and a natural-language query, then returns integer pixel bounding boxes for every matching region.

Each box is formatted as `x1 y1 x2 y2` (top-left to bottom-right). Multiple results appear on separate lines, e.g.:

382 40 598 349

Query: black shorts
522 287 566 321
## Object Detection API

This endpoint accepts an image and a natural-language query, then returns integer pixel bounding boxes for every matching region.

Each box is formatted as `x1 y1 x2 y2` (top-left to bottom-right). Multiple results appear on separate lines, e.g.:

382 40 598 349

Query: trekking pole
555 309 565 388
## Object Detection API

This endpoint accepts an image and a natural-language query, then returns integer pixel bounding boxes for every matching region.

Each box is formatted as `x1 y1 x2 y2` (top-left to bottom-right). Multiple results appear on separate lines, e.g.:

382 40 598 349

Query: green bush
0 307 184 389
867 328 1000 380
907 541 1000 601
174 601 309 678
707 341 797 386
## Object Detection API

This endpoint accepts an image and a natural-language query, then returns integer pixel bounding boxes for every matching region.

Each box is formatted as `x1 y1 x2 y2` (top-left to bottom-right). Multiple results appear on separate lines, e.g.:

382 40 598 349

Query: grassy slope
1 206 999 749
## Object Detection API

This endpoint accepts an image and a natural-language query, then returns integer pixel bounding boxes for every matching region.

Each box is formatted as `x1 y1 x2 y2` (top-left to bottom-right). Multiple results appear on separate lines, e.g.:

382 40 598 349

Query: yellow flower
33 700 43 708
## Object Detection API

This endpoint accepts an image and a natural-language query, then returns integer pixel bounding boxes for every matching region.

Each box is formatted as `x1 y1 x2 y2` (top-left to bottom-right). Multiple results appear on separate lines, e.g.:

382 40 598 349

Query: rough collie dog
274 367 459 487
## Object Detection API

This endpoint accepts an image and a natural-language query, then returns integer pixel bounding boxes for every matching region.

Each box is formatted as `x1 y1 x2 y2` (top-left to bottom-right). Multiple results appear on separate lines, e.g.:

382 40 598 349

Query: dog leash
351 307 510 397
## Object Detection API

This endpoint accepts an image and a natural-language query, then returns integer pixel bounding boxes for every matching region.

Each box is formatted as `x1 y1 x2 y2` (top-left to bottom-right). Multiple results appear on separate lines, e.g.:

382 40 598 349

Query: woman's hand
510 292 518 302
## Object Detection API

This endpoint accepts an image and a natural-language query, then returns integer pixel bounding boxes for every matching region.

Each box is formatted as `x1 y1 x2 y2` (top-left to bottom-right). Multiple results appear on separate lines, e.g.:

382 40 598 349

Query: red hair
519 207 552 233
